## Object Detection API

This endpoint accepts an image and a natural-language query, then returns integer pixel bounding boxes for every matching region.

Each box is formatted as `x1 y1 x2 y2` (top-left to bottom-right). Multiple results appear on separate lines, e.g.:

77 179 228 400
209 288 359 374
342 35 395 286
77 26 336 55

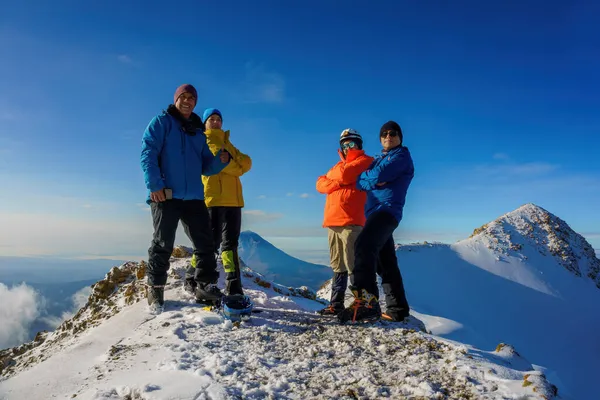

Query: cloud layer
40 286 92 329
0 283 42 349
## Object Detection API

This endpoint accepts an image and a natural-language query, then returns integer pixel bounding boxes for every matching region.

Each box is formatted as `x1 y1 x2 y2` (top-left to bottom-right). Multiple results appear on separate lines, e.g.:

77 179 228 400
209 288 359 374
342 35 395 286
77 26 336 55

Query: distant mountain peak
469 203 600 288
238 230 331 289
240 230 271 248
240 230 266 240
511 202 547 215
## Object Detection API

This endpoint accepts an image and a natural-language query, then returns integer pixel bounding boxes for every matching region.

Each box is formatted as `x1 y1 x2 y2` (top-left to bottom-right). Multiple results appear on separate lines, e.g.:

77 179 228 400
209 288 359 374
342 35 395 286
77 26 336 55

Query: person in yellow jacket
196 108 252 296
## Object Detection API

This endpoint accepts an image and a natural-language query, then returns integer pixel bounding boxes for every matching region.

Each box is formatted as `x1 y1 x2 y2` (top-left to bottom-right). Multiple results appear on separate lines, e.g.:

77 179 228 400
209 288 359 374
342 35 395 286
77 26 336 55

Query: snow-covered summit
466 203 600 289
389 204 600 399
238 230 331 289
0 246 559 399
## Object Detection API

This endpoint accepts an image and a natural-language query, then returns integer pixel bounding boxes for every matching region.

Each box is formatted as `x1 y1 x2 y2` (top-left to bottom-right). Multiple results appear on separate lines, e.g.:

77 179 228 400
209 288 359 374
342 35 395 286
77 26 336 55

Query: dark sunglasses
380 130 399 138
341 141 357 150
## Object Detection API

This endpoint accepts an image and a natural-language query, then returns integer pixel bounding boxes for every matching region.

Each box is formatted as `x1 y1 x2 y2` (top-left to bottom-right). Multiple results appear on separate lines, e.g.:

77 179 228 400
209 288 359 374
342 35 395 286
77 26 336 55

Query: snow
238 231 331 290
398 204 600 400
3 203 597 399
0 258 556 400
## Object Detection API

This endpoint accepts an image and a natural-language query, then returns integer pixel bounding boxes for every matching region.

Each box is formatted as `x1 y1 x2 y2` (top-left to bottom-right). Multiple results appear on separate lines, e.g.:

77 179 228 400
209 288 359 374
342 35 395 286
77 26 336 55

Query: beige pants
328 226 362 274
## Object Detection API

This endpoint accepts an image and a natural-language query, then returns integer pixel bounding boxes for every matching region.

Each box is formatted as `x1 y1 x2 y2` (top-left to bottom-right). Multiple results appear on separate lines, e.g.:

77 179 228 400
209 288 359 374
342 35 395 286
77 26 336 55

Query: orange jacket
316 149 374 227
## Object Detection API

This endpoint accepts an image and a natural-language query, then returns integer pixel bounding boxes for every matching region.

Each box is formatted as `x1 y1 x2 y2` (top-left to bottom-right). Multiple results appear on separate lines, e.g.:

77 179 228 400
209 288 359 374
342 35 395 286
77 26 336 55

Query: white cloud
136 203 150 212
257 195 267 199
242 62 285 104
242 210 283 224
475 161 559 177
72 286 92 309
493 153 510 161
82 204 92 209
72 254 144 260
0 212 150 258
0 283 42 348
117 54 133 64
42 286 92 329
286 193 294 197
299 193 310 198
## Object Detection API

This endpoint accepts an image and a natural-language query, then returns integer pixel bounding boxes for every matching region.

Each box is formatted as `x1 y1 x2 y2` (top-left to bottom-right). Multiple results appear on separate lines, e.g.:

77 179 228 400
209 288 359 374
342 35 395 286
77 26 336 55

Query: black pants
330 272 349 308
352 210 410 311
208 207 242 254
147 200 217 286
208 206 243 294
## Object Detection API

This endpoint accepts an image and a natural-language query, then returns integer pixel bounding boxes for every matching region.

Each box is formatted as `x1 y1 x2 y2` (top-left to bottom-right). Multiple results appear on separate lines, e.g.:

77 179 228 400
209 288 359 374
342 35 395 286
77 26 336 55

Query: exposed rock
470 203 600 288
171 245 192 258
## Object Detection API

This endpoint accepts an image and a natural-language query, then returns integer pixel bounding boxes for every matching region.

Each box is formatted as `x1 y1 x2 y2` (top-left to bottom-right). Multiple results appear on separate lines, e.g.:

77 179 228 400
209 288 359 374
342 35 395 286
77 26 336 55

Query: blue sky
1 1 599 262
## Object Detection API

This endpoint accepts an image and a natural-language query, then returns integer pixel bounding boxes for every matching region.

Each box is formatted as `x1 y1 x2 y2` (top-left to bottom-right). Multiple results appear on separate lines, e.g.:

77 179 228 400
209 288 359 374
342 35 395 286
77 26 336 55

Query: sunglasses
380 130 399 138
341 141 358 150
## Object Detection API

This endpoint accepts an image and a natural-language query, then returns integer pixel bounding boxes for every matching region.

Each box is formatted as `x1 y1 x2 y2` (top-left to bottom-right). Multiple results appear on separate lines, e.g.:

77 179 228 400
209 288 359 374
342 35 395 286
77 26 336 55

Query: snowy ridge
238 231 331 290
0 260 148 377
317 203 600 399
0 247 558 399
467 203 600 289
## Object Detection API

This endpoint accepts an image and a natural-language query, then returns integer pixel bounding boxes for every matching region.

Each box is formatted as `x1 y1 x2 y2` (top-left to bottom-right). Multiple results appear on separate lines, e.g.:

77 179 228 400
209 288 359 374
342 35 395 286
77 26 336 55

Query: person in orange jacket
316 129 374 315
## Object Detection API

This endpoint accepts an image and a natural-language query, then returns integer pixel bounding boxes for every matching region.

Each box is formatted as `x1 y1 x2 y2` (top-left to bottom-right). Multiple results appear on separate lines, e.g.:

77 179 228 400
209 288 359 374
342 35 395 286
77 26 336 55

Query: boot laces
351 298 365 322
351 289 377 322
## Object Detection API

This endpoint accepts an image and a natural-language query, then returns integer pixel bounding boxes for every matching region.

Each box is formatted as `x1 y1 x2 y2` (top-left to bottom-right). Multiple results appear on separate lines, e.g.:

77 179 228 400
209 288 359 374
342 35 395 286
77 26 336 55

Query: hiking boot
382 308 410 322
147 285 165 314
225 278 244 296
183 278 197 295
195 283 224 306
318 304 344 316
337 288 381 324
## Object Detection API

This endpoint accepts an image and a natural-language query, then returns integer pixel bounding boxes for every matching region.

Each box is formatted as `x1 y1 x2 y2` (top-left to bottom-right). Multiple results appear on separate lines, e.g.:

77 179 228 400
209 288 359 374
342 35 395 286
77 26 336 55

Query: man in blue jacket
140 84 229 314
338 121 414 324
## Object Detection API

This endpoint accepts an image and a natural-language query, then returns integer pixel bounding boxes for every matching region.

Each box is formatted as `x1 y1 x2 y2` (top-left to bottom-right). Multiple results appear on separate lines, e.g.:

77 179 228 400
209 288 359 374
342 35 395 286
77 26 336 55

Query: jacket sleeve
316 175 340 194
140 116 166 192
329 155 374 185
201 136 228 176
222 142 252 177
358 149 412 190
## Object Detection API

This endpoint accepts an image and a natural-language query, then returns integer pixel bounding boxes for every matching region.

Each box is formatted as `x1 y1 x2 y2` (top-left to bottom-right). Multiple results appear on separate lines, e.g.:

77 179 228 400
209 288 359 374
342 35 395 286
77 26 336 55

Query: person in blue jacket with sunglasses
338 120 414 324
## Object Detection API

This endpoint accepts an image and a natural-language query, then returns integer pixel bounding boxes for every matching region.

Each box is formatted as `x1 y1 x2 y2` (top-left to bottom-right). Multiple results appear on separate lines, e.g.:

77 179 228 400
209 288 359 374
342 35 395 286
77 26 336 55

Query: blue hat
203 108 222 123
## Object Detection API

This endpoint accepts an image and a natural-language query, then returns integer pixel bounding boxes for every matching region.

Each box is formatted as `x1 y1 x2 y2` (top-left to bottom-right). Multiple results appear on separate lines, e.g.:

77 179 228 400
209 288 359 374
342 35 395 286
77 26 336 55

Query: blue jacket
357 146 414 222
141 111 227 203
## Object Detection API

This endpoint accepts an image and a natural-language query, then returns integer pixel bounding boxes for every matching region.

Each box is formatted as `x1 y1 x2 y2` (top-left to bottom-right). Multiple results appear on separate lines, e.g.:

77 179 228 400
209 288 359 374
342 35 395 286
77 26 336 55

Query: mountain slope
238 230 331 289
395 204 600 400
0 254 557 399
466 203 600 289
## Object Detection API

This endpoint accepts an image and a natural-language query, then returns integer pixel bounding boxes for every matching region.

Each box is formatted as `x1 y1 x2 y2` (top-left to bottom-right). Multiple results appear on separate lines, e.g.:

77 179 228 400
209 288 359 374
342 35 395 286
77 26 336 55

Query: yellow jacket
202 129 252 207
